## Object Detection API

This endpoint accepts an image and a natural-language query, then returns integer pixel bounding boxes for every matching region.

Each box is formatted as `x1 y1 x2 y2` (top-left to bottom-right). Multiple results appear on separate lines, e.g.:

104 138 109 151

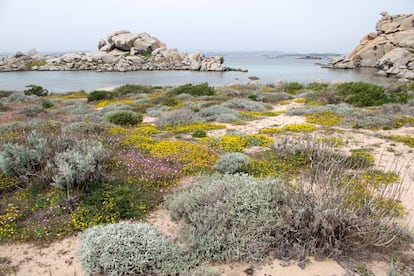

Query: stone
329 12 414 79
111 32 140 51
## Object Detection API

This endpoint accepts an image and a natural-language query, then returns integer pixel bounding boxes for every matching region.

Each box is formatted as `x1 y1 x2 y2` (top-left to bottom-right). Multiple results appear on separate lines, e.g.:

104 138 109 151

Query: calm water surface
0 53 390 93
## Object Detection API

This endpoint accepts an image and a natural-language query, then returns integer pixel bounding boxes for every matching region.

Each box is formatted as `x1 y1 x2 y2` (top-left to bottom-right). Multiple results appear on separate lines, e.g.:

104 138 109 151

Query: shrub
150 141 217 175
336 82 388 107
305 111 343 126
160 96 179 107
282 123 317 132
198 105 239 122
349 150 375 168
222 98 267 112
41 99 54 109
80 222 187 276
87 90 113 102
165 143 410 265
106 111 143 126
389 135 414 147
164 173 286 263
24 85 48 97
306 82 328 92
157 108 202 127
192 129 207 138
261 92 292 103
168 82 215 97
165 122 226 134
113 84 152 95
201 134 273 153
284 82 305 94
215 152 249 174
0 130 51 181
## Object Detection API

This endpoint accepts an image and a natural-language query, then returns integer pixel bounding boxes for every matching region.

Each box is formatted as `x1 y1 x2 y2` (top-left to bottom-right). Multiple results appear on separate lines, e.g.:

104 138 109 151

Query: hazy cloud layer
0 0 412 53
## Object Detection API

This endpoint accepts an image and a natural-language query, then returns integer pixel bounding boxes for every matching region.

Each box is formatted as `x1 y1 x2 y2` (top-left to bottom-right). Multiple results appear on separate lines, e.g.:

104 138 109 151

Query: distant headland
327 12 414 80
0 30 247 73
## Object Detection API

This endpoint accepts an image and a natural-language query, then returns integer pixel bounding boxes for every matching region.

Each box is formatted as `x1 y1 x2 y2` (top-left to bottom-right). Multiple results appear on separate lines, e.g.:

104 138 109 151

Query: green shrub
80 222 188 276
214 152 249 174
113 84 152 95
168 82 215 97
51 140 107 192
107 111 143 126
161 96 179 107
284 82 305 94
306 82 328 92
336 82 388 107
24 85 48 97
222 98 267 112
157 108 201 127
87 90 113 102
192 129 207 138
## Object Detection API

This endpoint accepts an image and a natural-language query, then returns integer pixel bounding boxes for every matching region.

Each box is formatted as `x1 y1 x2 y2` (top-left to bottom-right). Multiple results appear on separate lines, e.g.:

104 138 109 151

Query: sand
1 100 413 275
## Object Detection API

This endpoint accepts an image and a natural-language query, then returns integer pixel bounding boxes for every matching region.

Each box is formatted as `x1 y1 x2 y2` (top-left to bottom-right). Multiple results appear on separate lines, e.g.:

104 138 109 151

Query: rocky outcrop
328 12 414 80
0 31 247 73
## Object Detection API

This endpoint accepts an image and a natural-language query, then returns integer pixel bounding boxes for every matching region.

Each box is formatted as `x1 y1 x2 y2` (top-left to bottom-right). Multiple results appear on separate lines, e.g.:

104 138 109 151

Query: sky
0 0 412 54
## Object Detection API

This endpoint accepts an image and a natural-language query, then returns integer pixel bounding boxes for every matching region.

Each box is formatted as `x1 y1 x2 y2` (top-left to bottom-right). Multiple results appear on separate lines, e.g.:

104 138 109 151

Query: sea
0 51 391 93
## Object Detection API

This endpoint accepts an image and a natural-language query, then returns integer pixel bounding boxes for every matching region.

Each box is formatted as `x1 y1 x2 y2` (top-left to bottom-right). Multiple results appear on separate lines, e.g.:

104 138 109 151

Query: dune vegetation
1 81 414 275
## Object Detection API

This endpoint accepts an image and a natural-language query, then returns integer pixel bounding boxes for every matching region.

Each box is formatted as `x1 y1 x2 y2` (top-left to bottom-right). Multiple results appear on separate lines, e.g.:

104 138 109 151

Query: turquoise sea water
0 52 390 93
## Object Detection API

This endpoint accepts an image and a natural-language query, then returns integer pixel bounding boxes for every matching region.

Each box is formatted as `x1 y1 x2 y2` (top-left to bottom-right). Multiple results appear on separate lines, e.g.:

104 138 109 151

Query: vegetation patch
168 82 215 97
282 123 317 132
388 135 414 147
305 111 343 126
164 122 226 133
201 134 273 153
107 111 143 126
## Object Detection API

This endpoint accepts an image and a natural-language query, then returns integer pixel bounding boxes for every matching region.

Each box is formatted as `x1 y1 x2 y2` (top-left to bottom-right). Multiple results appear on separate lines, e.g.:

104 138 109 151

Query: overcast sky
0 0 412 54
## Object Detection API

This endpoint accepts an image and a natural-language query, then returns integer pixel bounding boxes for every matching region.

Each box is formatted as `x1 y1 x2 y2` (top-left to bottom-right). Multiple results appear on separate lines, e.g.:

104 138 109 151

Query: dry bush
165 137 412 267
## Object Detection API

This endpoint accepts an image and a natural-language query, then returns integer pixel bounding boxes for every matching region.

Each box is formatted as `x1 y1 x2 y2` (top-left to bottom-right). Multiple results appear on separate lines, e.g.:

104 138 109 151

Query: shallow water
0 53 390 93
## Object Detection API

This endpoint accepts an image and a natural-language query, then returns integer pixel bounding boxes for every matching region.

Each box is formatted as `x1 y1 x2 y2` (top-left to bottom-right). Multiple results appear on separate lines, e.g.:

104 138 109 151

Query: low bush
80 222 188 275
201 134 273 153
41 99 54 109
87 90 113 102
198 105 239 122
282 123 317 132
113 84 152 95
306 82 329 92
337 82 389 107
222 98 268 112
284 82 305 94
165 122 226 134
214 152 249 174
51 140 107 193
106 111 143 126
165 141 410 265
192 129 207 138
168 82 215 97
305 111 343 126
24 85 48 97
157 108 202 127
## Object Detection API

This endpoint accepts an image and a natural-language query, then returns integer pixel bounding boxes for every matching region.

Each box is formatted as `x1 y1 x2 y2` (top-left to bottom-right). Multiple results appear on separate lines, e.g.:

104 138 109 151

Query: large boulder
330 12 414 79
110 32 140 51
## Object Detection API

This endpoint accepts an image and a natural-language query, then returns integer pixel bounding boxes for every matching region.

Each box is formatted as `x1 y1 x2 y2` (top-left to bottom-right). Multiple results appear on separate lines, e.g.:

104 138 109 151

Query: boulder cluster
0 31 246 72
328 12 414 80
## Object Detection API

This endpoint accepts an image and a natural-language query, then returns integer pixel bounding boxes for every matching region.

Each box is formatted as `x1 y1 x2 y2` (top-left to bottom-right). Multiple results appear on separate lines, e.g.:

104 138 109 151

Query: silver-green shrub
215 152 249 174
52 140 106 191
222 98 268 112
198 105 239 122
165 173 287 263
80 222 187 276
0 130 50 180
157 108 202 127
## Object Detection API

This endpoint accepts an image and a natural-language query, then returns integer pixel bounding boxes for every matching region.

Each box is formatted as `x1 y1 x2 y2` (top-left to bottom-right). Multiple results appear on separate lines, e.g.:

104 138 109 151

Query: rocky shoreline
326 12 414 80
0 30 247 73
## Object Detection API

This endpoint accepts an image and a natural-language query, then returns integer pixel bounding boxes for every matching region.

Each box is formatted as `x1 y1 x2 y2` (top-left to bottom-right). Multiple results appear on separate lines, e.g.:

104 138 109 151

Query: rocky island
327 12 414 80
0 30 247 72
